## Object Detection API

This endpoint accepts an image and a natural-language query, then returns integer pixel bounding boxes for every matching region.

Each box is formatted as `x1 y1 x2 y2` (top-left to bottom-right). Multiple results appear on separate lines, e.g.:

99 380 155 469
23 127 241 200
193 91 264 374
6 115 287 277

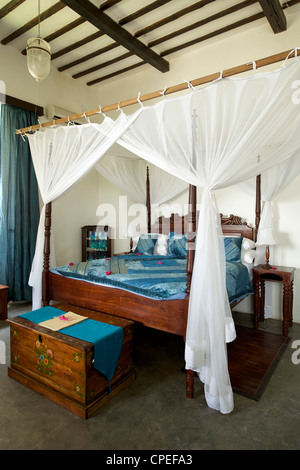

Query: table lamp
255 228 277 269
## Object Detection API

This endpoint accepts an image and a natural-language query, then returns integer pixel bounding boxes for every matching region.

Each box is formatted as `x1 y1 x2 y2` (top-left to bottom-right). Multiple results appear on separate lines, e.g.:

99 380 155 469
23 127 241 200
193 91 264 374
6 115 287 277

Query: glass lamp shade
26 37 51 82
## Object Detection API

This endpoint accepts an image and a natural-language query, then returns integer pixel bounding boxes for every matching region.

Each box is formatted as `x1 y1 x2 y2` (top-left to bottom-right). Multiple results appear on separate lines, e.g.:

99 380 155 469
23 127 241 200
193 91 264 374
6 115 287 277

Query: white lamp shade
27 37 51 82
256 228 277 246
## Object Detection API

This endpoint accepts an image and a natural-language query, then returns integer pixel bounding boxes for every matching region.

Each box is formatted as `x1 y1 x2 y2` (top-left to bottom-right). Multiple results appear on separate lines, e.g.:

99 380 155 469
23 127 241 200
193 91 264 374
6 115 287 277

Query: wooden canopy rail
15 48 299 135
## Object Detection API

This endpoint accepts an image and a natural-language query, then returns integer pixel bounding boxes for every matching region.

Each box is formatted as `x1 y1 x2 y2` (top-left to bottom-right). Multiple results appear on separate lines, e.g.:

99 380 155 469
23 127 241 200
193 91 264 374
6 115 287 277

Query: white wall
1 5 300 323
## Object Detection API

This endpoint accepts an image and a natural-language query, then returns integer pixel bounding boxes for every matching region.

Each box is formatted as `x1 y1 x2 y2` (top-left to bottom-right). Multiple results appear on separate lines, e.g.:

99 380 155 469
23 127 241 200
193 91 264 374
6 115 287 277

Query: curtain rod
16 47 299 135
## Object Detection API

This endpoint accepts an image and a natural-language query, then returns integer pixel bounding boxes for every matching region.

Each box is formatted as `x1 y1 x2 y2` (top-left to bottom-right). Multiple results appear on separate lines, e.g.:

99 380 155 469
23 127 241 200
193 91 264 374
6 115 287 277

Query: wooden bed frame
42 175 261 398
45 212 254 334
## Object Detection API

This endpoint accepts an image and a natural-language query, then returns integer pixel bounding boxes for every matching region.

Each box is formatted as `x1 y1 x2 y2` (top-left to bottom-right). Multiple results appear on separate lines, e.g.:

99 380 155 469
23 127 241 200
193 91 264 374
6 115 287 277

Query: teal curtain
0 104 40 301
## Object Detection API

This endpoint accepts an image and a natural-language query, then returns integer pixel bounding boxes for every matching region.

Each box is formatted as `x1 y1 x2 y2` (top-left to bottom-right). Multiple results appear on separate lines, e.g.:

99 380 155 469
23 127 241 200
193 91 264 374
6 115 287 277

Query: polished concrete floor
0 301 299 451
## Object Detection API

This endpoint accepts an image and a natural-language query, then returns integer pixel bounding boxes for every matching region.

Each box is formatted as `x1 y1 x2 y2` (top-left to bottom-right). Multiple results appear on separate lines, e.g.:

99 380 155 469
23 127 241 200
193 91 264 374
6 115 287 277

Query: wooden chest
8 303 135 419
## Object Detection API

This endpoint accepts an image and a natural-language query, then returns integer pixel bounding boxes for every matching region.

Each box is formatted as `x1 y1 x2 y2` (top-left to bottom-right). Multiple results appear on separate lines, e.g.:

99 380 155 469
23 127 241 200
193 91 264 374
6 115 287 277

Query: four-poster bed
42 170 260 398
16 48 300 414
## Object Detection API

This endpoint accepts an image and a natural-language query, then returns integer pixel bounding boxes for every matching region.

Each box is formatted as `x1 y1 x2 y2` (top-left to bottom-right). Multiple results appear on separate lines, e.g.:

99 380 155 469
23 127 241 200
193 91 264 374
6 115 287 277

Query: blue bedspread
52 254 253 303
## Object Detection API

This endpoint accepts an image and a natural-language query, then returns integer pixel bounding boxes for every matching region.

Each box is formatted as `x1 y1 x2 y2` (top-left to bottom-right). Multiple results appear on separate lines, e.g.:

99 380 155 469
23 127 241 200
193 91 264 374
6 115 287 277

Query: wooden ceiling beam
1 2 65 45
60 0 169 73
258 0 287 33
135 0 216 37
21 18 86 55
22 18 85 55
74 0 255 78
87 12 264 85
67 0 254 78
99 0 123 9
56 0 173 69
73 51 134 79
148 0 257 48
160 12 264 57
118 0 172 26
21 0 122 55
87 0 297 85
58 0 217 73
59 42 119 72
87 61 145 87
44 0 122 44
52 31 103 60
0 0 25 20
41 0 121 47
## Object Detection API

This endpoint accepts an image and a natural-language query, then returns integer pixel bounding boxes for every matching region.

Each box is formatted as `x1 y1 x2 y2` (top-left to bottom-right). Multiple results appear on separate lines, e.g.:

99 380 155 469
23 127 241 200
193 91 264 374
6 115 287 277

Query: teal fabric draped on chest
20 307 123 382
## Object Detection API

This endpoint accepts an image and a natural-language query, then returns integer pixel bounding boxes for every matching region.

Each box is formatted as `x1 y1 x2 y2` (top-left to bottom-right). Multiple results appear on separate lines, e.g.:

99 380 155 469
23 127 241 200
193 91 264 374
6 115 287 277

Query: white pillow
242 237 256 250
241 248 256 264
153 233 169 256
131 235 139 252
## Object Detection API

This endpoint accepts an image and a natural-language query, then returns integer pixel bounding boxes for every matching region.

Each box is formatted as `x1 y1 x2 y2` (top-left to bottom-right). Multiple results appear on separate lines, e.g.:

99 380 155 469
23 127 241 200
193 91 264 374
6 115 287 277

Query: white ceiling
0 0 296 87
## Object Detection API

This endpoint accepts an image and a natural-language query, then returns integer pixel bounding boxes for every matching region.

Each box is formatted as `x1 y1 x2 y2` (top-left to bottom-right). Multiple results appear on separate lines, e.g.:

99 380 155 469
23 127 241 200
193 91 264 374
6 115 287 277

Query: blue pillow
169 232 188 257
224 237 242 262
134 233 158 255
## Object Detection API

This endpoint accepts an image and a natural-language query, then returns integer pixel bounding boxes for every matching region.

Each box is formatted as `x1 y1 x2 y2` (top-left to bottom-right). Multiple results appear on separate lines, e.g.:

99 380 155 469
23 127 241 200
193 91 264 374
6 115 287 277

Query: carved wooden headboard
220 214 254 240
151 212 197 235
150 212 254 240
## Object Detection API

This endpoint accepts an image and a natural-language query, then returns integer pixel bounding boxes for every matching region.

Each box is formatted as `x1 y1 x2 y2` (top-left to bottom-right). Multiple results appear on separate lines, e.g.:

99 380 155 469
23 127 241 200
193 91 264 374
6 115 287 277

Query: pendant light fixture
26 0 51 82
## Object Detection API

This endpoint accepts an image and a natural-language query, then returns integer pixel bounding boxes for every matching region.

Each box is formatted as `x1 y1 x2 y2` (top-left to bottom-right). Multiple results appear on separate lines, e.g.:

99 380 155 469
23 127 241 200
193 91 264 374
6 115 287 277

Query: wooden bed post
42 202 52 306
185 184 197 399
255 175 261 242
146 166 151 233
186 184 197 298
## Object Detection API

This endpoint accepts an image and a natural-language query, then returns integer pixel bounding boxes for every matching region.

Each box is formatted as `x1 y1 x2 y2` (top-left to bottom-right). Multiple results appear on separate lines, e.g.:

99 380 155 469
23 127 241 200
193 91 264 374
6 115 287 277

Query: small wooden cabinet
253 264 295 336
81 225 111 261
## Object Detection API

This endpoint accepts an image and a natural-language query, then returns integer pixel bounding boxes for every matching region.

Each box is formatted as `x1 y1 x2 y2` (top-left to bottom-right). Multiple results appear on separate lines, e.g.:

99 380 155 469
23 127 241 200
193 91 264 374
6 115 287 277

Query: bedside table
253 265 295 336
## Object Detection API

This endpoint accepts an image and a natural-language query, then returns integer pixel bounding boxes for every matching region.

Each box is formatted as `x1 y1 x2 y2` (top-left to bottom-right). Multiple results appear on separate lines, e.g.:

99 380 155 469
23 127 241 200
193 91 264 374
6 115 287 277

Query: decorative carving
42 202 52 306
186 185 196 299
43 203 52 272
220 213 243 225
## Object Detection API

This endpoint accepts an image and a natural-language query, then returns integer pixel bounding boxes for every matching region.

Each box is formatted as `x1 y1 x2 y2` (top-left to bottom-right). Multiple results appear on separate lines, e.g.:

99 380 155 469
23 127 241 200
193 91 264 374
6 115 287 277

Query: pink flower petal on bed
105 271 112 275
156 261 162 264
59 315 69 321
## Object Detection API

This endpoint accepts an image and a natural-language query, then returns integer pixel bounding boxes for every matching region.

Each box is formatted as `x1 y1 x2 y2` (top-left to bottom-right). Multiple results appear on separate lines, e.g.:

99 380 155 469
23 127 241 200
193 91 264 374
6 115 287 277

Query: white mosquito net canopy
95 144 188 206
26 53 300 414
